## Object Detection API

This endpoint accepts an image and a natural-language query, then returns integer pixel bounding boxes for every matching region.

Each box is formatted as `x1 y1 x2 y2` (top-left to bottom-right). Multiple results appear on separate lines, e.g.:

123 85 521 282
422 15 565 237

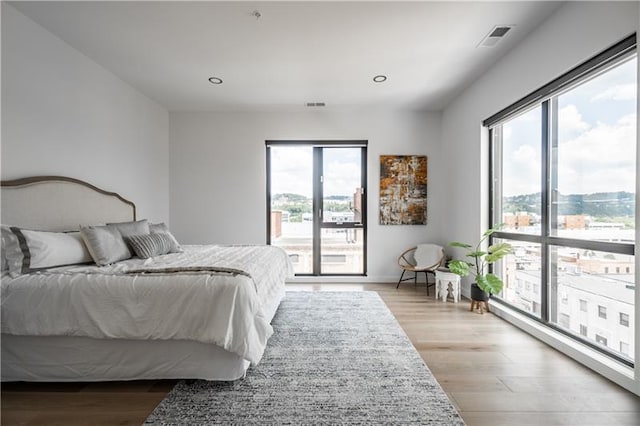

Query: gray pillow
106 219 150 238
80 225 132 266
1 227 11 272
125 232 179 259
149 222 169 233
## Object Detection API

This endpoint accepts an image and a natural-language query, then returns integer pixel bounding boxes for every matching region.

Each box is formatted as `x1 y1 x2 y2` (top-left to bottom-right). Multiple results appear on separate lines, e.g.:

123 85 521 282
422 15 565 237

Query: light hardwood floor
2 282 639 425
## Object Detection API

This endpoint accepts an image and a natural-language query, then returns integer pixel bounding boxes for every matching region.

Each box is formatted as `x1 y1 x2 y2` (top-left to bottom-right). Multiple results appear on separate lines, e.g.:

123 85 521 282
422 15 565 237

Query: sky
501 55 637 197
270 146 361 198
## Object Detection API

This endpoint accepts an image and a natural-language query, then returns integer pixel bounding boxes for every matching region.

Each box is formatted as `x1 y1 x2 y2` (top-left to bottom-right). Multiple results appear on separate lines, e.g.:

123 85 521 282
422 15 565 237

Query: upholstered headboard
1 176 136 232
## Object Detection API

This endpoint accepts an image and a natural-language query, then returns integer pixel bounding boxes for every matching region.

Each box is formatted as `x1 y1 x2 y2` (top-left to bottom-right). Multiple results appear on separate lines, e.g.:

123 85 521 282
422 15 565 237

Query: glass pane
551 246 635 362
552 56 636 241
494 106 542 235
320 228 364 274
322 147 362 224
494 238 542 318
270 146 313 274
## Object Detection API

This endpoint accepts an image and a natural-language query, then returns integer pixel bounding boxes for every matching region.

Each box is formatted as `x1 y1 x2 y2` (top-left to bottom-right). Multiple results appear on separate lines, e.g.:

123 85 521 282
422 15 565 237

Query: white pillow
414 244 443 269
80 225 132 266
1 225 93 277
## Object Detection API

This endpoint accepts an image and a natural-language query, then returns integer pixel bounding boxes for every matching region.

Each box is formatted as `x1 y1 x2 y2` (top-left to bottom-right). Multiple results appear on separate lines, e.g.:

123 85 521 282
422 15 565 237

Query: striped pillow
125 232 179 259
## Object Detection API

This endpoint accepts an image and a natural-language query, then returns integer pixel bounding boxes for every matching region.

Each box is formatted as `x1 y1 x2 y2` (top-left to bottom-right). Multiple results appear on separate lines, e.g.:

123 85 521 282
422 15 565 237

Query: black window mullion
544 98 559 324
312 147 322 275
547 237 635 255
265 146 272 244
361 146 368 276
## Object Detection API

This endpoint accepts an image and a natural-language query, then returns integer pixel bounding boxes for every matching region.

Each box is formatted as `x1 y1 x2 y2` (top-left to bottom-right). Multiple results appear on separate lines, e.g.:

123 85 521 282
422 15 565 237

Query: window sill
489 299 638 396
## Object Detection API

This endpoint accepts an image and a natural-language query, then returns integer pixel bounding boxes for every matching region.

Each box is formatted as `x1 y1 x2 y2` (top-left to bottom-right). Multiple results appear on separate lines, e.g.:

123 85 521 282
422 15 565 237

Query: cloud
271 147 313 197
324 161 361 196
558 105 590 140
503 144 541 197
557 113 636 193
591 83 637 102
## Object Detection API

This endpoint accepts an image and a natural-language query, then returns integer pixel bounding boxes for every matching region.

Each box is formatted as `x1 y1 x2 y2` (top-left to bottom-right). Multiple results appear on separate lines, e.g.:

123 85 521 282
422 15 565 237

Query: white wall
170 109 443 281
1 4 170 223
441 1 639 394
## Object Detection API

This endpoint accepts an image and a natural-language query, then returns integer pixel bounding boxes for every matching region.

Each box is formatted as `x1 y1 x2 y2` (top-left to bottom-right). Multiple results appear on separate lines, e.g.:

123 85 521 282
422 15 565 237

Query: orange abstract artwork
379 155 427 225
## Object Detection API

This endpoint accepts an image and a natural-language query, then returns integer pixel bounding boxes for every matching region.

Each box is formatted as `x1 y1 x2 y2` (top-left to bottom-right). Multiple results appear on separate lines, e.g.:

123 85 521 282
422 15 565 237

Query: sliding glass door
267 141 367 275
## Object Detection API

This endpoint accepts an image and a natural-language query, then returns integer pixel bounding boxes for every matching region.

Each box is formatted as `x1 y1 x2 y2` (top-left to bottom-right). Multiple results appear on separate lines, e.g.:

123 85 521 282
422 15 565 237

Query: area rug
144 291 465 425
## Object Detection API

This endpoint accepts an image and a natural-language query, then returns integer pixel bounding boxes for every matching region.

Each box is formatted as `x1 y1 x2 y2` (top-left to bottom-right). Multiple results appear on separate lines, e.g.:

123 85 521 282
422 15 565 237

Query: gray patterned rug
145 291 465 425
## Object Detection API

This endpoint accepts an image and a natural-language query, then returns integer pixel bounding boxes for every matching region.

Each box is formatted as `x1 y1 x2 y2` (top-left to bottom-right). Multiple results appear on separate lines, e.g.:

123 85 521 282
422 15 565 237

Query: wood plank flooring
2 282 639 425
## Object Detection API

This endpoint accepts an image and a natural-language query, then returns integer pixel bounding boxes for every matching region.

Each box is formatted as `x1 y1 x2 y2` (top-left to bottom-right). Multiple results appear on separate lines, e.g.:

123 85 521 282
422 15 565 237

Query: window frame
598 306 607 319
265 140 368 276
486 34 637 367
620 312 630 327
580 324 588 337
580 299 588 312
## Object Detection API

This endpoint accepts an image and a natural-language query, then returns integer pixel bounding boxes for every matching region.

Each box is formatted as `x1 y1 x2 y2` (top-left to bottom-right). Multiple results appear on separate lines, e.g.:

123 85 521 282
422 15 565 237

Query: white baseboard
287 275 399 284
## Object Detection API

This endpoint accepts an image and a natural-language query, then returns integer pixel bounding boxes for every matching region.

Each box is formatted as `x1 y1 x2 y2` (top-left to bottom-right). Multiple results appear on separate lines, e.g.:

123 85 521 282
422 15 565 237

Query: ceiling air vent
478 25 513 48
305 102 326 107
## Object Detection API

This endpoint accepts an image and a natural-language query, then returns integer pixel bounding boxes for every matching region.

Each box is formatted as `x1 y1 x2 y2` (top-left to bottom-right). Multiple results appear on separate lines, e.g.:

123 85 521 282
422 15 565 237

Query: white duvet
1 245 293 365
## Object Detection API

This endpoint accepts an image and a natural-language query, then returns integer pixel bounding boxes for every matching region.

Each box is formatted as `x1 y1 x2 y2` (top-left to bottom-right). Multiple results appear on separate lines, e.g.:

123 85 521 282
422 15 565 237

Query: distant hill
504 191 635 217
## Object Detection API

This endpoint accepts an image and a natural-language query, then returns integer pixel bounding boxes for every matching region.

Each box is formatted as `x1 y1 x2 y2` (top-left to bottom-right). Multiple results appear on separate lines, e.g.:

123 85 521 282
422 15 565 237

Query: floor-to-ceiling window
487 35 637 366
266 141 367 275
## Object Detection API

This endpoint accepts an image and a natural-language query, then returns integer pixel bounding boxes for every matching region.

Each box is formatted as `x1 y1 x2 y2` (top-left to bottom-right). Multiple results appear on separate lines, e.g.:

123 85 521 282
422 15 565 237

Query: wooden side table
435 270 460 303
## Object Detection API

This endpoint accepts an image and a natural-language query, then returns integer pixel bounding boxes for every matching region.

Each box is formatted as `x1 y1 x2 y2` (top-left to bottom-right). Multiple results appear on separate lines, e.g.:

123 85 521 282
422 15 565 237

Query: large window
488 35 636 366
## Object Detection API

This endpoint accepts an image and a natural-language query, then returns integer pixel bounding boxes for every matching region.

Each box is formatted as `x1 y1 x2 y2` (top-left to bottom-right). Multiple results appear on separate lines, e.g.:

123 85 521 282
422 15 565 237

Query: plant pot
470 283 489 302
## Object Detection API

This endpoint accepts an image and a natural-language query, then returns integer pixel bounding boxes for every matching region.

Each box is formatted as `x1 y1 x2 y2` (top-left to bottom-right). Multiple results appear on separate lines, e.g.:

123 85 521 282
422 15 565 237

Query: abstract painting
379 155 427 225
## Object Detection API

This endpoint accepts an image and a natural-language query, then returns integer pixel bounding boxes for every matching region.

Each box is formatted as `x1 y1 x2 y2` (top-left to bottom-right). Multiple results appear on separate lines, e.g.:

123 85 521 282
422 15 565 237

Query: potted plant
447 227 512 302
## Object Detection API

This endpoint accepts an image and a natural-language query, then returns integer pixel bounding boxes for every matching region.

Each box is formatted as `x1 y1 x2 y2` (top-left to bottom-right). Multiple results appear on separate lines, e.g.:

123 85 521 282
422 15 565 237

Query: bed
1 176 293 382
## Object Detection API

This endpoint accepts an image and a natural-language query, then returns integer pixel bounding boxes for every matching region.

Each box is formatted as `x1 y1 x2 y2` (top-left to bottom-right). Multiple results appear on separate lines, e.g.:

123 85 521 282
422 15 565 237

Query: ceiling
9 1 564 112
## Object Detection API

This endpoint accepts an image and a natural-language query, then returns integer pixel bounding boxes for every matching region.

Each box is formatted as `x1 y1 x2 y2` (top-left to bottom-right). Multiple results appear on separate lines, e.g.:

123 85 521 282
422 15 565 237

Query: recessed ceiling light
208 76 223 85
373 75 387 83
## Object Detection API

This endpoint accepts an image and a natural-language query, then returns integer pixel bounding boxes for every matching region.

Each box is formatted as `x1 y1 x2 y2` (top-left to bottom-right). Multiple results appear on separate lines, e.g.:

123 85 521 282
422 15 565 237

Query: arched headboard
1 176 136 231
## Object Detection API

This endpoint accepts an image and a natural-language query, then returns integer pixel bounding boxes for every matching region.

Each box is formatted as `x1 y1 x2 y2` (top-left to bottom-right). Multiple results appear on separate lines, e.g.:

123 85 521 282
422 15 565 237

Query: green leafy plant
447 227 512 295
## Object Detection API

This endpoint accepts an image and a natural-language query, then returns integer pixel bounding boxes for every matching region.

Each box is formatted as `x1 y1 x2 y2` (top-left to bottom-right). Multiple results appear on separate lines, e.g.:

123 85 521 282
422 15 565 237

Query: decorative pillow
106 219 150 238
149 222 169 233
2 225 93 277
149 222 182 252
80 225 132 266
125 232 179 259
414 244 443 269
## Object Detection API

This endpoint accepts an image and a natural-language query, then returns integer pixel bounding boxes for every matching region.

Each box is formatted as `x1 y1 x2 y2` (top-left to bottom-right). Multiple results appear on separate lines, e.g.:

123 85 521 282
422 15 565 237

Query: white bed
1 176 293 382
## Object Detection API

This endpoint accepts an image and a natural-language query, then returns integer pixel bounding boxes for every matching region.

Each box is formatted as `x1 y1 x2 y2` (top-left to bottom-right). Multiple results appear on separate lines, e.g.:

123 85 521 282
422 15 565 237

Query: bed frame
1 176 283 382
